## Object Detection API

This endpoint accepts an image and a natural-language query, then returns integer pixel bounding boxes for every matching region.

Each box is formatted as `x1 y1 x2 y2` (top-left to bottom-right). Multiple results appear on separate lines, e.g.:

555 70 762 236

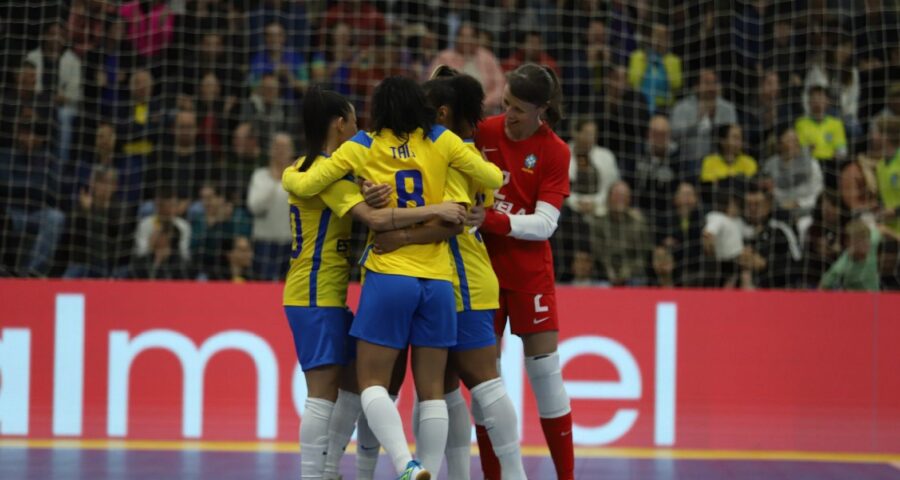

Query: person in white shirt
247 132 294 280
133 187 192 263
703 189 744 287
567 118 619 218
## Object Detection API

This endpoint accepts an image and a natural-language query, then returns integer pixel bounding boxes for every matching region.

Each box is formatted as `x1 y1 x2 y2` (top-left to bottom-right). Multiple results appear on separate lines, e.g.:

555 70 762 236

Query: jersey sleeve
319 177 365 218
537 141 571 209
282 140 365 198
443 167 473 205
441 131 504 189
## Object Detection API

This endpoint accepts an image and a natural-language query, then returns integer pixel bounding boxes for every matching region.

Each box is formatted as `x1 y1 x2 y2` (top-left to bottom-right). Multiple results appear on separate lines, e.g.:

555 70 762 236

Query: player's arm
482 144 570 241
318 176 466 232
372 218 464 254
281 135 364 198
443 131 504 189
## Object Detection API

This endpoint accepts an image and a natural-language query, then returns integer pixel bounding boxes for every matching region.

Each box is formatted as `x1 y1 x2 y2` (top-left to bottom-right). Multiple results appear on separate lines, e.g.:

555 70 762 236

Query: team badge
524 154 537 170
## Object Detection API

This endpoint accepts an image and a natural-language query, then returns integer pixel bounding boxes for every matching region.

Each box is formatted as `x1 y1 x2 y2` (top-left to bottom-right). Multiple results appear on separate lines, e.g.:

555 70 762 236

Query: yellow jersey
282 125 503 281
446 140 500 311
283 156 366 307
700 153 758 183
795 115 847 161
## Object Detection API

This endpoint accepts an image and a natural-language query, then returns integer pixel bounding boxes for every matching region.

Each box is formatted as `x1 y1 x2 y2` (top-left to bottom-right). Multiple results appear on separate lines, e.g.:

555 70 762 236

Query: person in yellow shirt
700 123 758 183
795 85 848 189
282 86 467 480
627 23 682 114
283 76 503 479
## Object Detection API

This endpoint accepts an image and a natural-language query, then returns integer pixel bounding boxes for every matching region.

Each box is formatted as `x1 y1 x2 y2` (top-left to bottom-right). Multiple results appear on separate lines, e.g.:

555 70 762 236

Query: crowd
1 0 899 290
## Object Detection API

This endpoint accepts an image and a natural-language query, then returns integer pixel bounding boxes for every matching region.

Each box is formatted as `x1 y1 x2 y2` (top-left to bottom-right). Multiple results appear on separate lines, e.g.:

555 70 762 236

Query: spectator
840 122 883 218
877 84 900 120
627 23 682 114
591 181 652 286
700 124 758 184
119 0 175 59
801 192 843 288
877 117 900 234
134 187 191 261
480 0 540 59
607 0 639 65
569 249 602 287
740 186 803 289
74 122 141 207
82 13 134 121
627 115 688 237
703 189 744 287
129 219 193 280
118 69 163 159
321 0 388 49
401 23 439 82
189 184 252 280
763 128 824 219
217 122 264 207
64 165 134 278
148 110 212 202
240 73 299 152
567 118 619 218
67 0 115 58
247 132 293 281
660 182 705 286
764 13 806 92
350 35 410 128
25 23 82 164
652 246 676 288
502 31 560 78
249 0 309 54
852 0 900 73
248 21 309 101
741 71 796 162
219 235 256 282
196 72 238 157
820 220 881 291
566 18 610 116
795 85 848 189
310 22 355 97
179 32 244 105
595 65 649 166
671 69 738 176
428 23 505 113
0 61 63 277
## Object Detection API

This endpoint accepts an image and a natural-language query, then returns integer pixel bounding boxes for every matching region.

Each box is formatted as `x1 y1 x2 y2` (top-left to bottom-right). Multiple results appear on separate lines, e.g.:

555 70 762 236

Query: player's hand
372 230 405 254
465 205 486 227
362 180 393 208
434 202 466 224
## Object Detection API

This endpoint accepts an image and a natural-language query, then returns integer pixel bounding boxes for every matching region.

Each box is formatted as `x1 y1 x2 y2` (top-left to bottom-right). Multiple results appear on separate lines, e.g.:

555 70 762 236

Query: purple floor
2 447 900 480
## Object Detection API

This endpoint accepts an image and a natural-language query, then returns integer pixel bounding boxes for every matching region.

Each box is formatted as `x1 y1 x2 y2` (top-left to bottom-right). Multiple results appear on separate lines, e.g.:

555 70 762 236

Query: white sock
444 389 472 480
471 378 527 479
360 386 412 475
416 399 449 474
300 398 335 479
525 351 572 419
322 390 361 477
355 411 379 480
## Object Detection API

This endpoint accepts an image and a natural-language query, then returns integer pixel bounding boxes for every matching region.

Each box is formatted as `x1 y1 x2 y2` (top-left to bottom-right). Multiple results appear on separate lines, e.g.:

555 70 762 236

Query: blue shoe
397 460 430 480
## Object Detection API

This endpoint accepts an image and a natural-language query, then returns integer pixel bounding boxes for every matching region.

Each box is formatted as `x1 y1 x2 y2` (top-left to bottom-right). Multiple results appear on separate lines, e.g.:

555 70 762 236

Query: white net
0 0 898 289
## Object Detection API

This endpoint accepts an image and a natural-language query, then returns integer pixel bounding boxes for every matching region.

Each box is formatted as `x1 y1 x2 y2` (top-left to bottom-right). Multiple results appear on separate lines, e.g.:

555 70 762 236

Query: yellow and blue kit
283 156 366 370
283 126 503 349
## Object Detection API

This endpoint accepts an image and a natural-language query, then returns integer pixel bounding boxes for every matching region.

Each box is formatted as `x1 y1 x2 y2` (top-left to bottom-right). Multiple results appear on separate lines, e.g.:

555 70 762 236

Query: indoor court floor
2 441 900 480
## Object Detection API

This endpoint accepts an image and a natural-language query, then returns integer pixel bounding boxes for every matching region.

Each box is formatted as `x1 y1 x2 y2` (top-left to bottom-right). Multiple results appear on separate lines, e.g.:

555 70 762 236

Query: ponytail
507 63 564 128
300 85 353 172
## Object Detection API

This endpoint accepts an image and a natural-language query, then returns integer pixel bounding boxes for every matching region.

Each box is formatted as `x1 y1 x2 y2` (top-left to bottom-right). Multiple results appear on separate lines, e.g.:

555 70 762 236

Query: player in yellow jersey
284 87 467 480
283 76 503 480
373 68 527 479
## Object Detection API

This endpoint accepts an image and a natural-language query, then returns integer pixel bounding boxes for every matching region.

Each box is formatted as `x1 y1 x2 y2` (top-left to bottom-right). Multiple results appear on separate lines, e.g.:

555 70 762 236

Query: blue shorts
284 306 355 371
351 271 457 349
451 309 497 352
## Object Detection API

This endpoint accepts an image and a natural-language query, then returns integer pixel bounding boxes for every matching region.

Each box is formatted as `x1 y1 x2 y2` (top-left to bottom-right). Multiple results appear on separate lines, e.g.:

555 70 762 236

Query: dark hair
430 65 460 79
574 117 597 134
299 85 353 172
423 73 485 135
370 76 434 139
716 123 739 153
506 63 563 127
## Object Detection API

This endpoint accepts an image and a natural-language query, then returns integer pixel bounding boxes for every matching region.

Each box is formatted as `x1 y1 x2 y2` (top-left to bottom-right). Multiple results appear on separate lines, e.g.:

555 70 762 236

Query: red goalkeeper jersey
475 114 570 293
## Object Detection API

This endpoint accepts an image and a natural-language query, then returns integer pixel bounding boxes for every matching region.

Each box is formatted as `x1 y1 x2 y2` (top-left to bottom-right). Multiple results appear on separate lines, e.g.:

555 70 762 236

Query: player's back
357 126 455 281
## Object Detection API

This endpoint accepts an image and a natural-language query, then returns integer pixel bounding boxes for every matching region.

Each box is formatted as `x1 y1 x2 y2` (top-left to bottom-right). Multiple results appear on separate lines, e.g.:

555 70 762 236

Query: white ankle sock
444 388 472 480
360 386 411 475
300 397 335 479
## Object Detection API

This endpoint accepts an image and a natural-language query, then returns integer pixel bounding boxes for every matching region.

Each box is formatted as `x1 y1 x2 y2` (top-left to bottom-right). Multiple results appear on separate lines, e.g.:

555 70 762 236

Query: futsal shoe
397 460 430 480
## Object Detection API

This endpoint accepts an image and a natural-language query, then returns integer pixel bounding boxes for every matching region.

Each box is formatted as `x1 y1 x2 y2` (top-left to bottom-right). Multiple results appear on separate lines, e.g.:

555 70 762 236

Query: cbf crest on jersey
523 153 538 172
